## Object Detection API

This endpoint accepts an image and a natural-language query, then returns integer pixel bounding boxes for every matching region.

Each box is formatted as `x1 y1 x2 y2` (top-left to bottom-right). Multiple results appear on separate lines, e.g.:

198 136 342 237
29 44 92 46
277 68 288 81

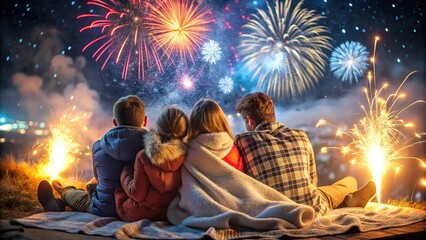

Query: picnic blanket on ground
10 203 426 239
166 137 316 230
9 142 426 238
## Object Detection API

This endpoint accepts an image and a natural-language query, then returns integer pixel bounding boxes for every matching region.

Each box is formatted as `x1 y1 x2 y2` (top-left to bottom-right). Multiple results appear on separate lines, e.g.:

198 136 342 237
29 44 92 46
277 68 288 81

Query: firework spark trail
318 37 426 203
148 0 213 62
78 0 164 80
330 41 370 83
239 0 331 99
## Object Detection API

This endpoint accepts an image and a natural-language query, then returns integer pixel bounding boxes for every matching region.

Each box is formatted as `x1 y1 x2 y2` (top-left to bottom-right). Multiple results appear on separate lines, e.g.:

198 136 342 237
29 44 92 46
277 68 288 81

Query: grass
0 156 85 219
0 156 44 219
387 197 426 210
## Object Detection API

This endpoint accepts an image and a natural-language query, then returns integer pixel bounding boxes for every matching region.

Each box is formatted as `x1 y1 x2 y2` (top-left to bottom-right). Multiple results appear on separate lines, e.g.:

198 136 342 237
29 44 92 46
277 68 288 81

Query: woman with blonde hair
115 105 188 222
186 98 243 171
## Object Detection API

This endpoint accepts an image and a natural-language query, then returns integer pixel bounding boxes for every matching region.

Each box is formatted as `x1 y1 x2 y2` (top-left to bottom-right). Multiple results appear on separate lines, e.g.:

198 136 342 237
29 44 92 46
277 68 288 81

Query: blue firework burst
218 75 233 94
201 40 222 64
330 41 370 83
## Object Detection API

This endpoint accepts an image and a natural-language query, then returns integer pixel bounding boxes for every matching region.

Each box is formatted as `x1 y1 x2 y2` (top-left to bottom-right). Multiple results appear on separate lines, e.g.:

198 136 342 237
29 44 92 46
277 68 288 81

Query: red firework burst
78 0 163 80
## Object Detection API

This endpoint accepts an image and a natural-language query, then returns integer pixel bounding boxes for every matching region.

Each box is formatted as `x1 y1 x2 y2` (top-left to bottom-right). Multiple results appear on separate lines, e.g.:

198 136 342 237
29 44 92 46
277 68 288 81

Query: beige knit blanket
166 136 316 230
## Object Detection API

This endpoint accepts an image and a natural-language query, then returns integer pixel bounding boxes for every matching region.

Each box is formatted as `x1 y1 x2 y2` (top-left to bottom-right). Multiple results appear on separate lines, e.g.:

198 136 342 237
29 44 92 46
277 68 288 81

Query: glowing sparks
330 41 370 83
320 147 328 154
341 146 350 155
78 0 164 80
37 100 89 181
239 0 331 99
395 166 400 175
218 75 233 94
316 119 328 128
336 129 343 137
317 37 426 203
149 0 213 61
39 127 79 181
201 40 222 64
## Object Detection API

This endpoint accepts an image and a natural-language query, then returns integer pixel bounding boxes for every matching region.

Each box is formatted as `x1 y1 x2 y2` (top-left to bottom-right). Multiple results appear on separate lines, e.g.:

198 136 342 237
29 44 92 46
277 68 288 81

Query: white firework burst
218 75 233 94
239 0 331 99
201 40 222 64
330 41 370 83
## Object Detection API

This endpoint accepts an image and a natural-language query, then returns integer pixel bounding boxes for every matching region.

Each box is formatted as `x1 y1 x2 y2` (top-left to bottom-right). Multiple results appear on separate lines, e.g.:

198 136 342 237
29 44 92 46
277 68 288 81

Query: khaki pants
61 187 92 212
318 176 358 209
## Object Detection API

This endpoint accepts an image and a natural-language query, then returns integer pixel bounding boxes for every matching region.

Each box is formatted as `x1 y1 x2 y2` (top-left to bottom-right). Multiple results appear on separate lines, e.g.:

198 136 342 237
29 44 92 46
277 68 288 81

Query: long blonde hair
187 98 234 142
156 105 188 142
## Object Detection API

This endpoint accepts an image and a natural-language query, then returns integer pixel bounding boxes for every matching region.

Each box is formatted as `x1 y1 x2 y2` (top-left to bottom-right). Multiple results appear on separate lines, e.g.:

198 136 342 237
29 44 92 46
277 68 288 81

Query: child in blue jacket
37 95 148 218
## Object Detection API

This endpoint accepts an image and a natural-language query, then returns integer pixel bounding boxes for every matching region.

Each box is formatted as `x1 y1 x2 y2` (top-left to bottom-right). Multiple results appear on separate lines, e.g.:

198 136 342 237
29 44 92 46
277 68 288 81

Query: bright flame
39 127 78 181
367 145 386 203
36 97 89 181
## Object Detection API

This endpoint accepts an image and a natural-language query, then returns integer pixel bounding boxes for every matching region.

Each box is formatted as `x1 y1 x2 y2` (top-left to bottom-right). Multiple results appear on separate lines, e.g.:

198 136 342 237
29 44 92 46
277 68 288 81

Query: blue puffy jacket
90 126 147 218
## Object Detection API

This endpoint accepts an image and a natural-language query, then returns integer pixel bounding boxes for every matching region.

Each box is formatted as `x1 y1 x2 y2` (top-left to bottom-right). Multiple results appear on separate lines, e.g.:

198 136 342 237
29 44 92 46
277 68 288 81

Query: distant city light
0 124 12 131
0 117 5 123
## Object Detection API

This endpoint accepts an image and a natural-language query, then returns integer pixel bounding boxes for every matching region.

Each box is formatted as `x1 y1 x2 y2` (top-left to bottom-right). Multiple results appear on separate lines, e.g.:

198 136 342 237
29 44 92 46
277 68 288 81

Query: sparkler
239 0 331 99
330 41 370 83
148 0 213 62
317 37 426 203
78 0 163 80
37 97 90 181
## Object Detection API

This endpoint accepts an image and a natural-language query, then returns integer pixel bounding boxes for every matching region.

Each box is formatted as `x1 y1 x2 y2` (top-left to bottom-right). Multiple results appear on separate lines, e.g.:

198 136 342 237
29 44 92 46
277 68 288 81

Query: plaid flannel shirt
235 122 329 216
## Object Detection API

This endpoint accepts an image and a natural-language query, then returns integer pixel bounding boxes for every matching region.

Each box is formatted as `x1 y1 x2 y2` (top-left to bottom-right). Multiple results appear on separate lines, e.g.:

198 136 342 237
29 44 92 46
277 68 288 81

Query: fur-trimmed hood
143 129 188 171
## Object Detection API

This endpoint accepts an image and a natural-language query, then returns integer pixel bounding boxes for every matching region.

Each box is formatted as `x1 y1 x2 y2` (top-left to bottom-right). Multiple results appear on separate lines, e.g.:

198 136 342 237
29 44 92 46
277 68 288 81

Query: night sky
0 0 425 201
0 0 424 117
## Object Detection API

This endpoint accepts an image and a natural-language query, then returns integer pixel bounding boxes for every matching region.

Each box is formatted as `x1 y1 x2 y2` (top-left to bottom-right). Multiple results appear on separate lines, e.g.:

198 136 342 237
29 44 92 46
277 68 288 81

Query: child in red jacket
114 106 188 222
186 98 244 172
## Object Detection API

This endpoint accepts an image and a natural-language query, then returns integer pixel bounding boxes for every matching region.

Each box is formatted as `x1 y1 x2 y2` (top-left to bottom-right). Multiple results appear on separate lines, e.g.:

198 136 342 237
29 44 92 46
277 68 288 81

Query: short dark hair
113 95 145 127
235 92 275 125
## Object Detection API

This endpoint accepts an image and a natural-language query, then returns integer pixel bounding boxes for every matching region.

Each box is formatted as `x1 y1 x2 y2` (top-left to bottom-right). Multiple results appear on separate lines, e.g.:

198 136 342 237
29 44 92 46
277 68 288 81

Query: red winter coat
115 130 187 222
